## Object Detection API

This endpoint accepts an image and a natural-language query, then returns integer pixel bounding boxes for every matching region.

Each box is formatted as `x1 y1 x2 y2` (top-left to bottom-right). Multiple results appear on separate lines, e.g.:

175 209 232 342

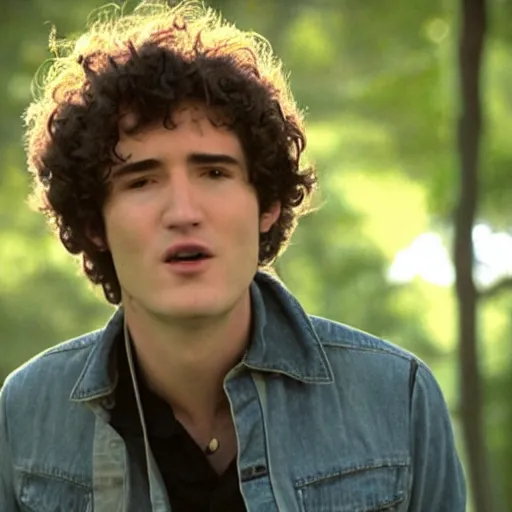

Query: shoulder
309 314 434 389
308 316 454 428
310 314 416 361
1 330 101 399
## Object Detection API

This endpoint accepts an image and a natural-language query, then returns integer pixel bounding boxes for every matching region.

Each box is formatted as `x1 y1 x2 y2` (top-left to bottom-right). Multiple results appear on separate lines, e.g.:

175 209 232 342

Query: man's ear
259 202 281 233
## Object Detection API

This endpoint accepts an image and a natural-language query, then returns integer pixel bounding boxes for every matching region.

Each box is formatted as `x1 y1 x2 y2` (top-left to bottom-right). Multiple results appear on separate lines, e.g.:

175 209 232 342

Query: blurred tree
454 0 492 510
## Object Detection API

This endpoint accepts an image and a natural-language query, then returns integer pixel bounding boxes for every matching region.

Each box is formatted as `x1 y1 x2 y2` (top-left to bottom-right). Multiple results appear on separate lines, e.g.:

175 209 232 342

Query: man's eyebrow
110 158 160 179
110 152 243 179
187 152 243 167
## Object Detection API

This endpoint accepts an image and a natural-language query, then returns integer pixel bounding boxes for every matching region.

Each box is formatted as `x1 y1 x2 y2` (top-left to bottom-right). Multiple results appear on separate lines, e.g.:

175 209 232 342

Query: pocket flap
19 471 92 512
295 462 408 512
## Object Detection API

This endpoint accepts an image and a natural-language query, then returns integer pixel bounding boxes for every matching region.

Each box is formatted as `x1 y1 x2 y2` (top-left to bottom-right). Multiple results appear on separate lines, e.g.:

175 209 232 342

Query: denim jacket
0 271 466 511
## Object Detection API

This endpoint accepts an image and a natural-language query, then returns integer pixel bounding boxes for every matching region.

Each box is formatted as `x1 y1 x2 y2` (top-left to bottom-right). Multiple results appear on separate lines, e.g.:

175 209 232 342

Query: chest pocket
19 472 92 512
295 461 408 512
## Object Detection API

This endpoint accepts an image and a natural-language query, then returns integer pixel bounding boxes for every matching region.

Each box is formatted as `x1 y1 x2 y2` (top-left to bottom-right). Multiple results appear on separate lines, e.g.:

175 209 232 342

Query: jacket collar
244 271 333 383
70 309 122 402
70 271 333 401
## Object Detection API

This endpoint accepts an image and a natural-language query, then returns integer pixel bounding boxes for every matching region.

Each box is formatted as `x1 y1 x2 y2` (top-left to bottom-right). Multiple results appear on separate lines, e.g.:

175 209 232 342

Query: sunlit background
1 1 511 510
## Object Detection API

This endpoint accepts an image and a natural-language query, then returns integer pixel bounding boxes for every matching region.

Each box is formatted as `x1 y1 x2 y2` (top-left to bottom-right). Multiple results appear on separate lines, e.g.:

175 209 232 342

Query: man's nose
161 175 204 230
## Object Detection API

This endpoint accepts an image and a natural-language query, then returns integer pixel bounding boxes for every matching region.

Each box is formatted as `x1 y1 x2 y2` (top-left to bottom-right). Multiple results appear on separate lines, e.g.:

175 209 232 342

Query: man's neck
122 290 252 426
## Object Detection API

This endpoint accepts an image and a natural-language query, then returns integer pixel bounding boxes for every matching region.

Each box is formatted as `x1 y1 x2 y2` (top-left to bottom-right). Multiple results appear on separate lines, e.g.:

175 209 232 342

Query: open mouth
163 243 214 264
166 251 210 263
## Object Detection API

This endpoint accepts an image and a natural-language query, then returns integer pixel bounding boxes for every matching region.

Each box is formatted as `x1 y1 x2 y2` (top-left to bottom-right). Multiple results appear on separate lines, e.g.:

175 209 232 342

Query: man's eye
127 178 150 189
207 168 228 179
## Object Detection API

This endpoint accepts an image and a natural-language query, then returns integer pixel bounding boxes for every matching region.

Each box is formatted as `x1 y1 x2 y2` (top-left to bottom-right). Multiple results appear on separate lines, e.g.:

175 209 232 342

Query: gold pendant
206 437 220 455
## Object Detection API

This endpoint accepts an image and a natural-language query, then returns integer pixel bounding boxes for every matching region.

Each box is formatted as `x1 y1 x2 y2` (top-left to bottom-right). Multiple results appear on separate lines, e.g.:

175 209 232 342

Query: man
0 1 465 510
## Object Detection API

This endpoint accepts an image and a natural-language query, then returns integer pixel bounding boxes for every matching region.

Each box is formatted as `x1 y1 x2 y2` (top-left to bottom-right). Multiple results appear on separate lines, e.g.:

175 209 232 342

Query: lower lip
164 257 212 275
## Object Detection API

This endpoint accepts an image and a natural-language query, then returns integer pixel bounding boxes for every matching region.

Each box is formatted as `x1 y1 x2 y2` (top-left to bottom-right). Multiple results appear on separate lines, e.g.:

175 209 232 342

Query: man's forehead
113 101 244 166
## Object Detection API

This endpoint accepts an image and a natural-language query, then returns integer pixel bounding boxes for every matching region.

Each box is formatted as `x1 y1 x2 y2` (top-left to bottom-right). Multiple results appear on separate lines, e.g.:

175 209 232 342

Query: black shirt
109 334 247 511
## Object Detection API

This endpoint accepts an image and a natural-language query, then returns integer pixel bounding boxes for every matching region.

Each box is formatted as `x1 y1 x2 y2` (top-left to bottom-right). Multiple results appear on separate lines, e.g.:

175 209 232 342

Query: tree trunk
455 0 493 510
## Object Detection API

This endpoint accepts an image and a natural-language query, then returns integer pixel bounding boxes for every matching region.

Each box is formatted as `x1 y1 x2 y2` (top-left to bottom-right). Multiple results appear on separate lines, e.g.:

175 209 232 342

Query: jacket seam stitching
40 342 95 358
16 467 91 489
294 459 411 488
321 341 416 361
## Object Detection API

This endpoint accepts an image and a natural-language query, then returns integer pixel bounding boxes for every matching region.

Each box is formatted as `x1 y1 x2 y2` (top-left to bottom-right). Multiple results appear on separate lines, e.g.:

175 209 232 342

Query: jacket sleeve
408 362 467 511
0 381 19 511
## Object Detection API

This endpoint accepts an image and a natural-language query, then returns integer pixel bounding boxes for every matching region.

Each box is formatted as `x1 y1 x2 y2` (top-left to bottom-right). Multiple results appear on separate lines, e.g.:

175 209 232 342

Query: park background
1 0 510 510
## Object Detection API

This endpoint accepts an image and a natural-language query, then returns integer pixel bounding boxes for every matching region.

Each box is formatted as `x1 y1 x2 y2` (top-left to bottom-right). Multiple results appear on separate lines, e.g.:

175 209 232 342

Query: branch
479 276 512 299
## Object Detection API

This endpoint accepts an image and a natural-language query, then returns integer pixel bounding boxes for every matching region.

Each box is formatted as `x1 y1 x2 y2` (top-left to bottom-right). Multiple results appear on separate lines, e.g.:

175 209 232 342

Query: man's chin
151 300 230 323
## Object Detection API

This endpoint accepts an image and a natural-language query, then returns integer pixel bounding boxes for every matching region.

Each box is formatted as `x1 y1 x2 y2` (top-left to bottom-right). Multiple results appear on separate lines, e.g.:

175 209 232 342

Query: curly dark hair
25 0 317 304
